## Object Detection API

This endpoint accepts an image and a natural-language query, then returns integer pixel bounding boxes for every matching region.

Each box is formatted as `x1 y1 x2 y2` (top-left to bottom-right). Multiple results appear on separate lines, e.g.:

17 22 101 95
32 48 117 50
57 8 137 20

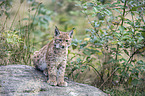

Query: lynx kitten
33 26 74 86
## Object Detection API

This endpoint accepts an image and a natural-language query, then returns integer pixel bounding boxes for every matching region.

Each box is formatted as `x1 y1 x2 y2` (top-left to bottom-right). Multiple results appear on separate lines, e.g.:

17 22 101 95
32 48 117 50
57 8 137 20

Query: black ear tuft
69 28 75 38
55 26 60 36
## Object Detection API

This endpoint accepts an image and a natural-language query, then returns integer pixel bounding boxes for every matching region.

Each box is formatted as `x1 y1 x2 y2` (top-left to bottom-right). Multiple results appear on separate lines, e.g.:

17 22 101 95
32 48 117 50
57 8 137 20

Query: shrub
67 0 145 93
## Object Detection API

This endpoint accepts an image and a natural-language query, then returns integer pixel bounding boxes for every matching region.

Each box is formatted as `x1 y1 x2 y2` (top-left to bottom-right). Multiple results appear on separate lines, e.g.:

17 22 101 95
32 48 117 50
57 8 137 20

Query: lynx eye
66 40 68 42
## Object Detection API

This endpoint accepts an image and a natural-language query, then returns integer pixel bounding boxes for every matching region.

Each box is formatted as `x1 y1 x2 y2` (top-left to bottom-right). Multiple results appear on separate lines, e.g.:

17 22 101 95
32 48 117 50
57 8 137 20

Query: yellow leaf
84 38 90 41
97 52 102 55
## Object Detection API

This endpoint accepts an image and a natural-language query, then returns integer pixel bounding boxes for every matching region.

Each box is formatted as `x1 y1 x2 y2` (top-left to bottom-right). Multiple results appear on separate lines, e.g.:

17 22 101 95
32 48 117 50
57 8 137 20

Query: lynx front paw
57 81 68 87
47 80 57 86
43 69 48 76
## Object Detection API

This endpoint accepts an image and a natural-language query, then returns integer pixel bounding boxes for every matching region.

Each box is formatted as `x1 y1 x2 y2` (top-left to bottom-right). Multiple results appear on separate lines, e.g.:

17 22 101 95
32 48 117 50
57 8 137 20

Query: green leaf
130 6 138 11
111 41 118 44
121 35 130 40
119 26 125 32
68 49 70 54
77 58 81 63
114 32 121 37
119 58 127 62
22 18 29 20
111 48 116 51
128 63 133 67
32 8 36 11
123 49 129 56
137 60 144 65
104 9 112 16
83 50 91 56
93 7 98 12
75 73 79 79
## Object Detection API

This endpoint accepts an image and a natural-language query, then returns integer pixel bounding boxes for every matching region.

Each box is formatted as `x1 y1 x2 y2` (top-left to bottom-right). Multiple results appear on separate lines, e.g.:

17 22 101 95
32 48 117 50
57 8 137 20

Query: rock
0 65 108 96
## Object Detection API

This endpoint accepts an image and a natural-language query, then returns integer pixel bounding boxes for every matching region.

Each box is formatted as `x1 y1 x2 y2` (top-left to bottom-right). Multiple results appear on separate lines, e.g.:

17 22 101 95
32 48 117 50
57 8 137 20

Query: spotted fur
33 27 74 86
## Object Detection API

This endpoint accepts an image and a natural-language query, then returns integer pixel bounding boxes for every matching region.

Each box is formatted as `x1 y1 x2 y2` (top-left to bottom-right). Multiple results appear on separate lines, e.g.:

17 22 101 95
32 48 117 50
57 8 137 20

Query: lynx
33 26 74 86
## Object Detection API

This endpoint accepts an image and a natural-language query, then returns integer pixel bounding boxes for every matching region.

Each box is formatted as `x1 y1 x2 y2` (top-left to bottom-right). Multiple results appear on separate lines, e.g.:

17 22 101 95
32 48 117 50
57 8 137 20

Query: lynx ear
55 26 60 36
69 28 75 38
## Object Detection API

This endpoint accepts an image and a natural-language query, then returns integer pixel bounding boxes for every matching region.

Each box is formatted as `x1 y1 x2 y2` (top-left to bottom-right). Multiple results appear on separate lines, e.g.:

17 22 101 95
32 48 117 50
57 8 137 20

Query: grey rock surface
0 65 108 96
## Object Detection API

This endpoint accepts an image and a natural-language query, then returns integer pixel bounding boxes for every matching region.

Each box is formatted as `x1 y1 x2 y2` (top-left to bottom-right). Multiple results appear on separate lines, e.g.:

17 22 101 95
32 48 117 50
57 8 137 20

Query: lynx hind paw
47 80 57 86
57 81 68 87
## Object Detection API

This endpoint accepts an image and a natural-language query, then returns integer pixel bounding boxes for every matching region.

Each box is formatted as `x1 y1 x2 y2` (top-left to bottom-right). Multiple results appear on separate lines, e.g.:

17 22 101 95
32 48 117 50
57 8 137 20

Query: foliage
104 88 145 96
66 0 145 93
24 0 52 30
0 0 52 65
0 30 28 65
0 0 12 18
22 0 53 50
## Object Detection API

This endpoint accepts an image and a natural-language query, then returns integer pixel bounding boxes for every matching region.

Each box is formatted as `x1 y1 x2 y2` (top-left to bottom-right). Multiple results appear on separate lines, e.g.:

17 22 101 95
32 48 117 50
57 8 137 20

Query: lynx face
54 27 73 49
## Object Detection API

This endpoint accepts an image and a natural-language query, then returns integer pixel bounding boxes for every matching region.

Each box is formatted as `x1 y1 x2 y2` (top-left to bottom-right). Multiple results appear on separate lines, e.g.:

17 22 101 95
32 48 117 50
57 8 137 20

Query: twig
86 64 103 82
99 67 119 89
133 86 137 96
30 2 42 29
126 44 145 64
10 2 23 30
121 0 127 26
1 16 8 32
